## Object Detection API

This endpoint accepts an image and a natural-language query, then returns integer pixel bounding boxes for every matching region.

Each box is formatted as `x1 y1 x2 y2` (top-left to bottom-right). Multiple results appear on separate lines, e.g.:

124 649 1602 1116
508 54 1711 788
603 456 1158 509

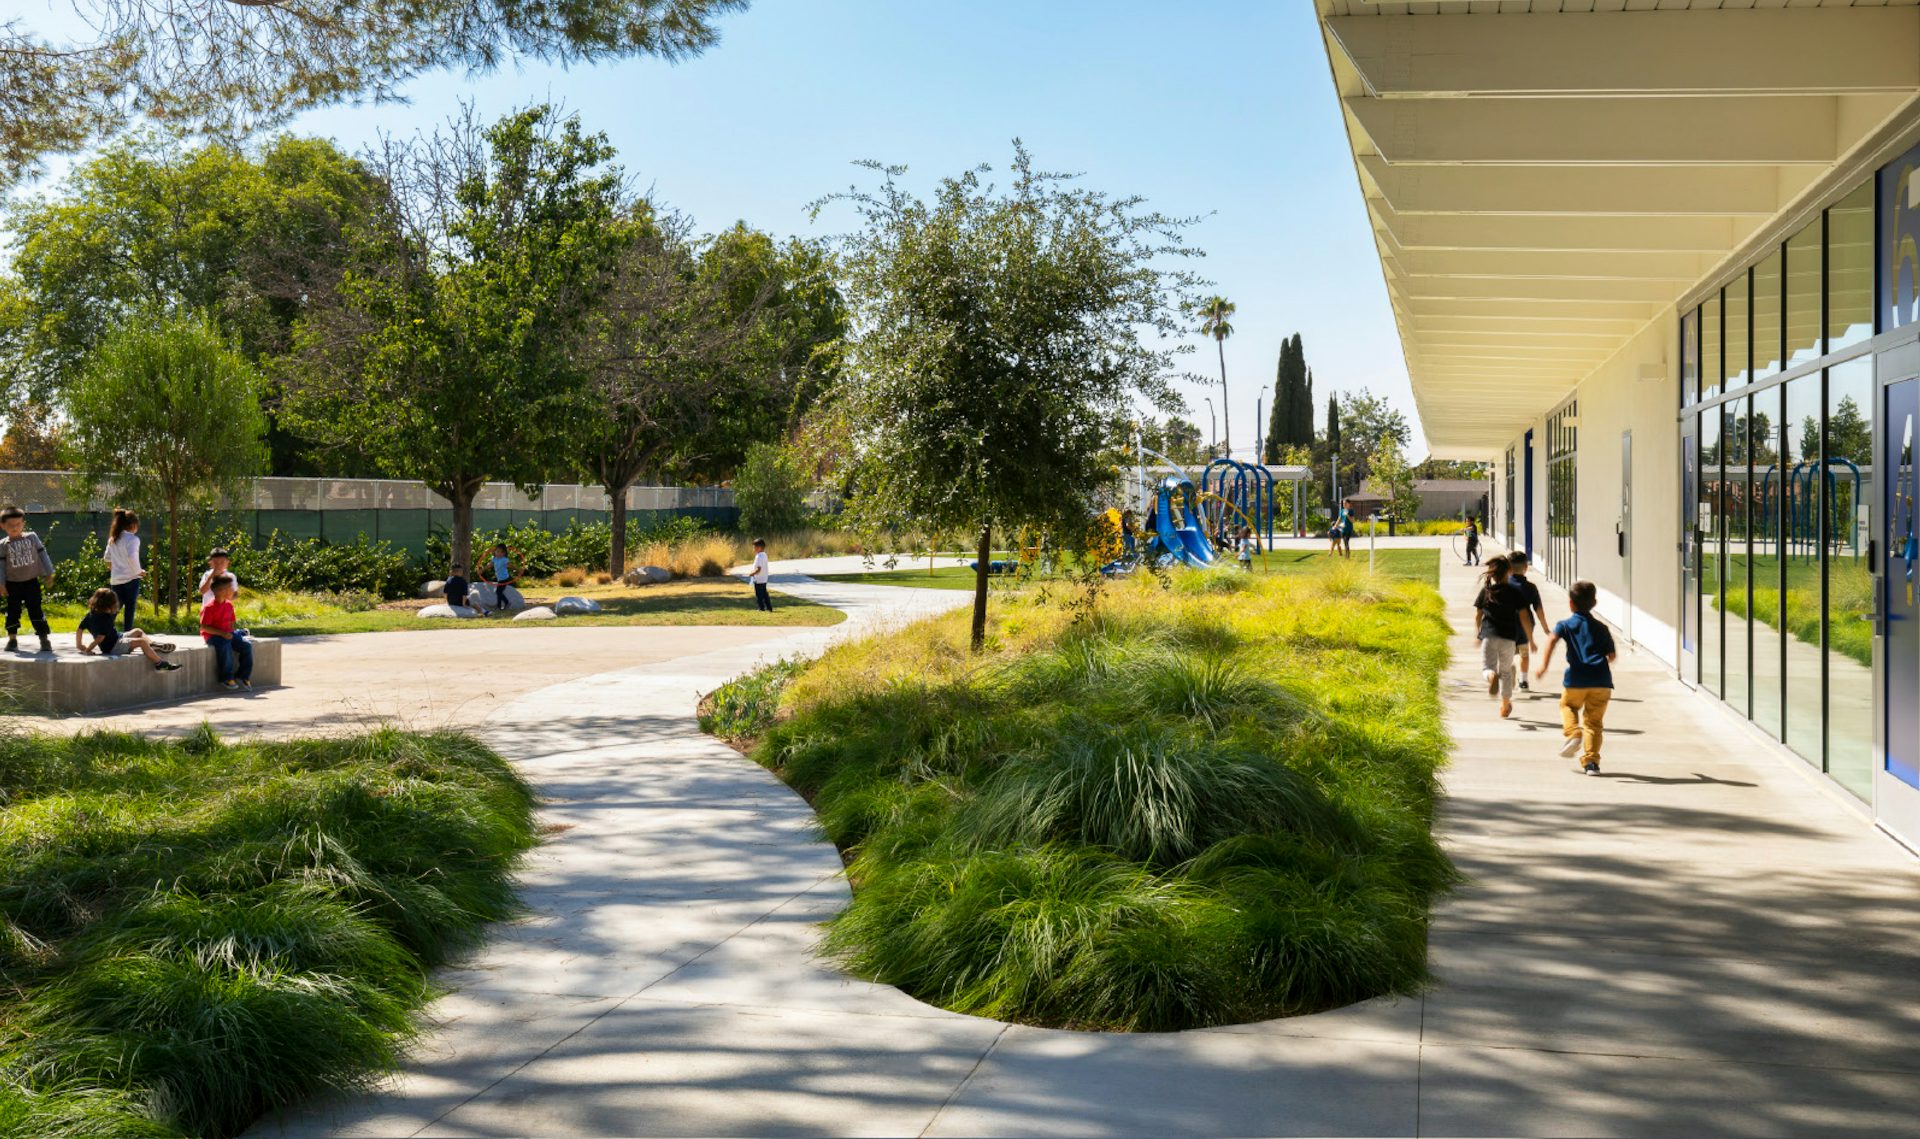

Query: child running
199 573 253 690
1473 554 1528 720
0 505 55 654
485 543 517 614
104 508 146 631
1535 579 1618 775
1508 550 1548 692
77 588 179 670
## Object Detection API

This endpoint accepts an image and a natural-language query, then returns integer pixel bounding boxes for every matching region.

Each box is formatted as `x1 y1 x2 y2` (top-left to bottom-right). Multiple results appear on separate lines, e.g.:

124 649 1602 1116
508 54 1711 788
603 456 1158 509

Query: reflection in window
1830 180 1874 351
1827 358 1874 799
1701 411 1723 700
1785 220 1822 368
1783 374 1822 768
1725 271 1750 392
1724 401 1750 717
1750 388 1783 739
1753 250 1782 383
1681 307 1700 408
1702 292 1722 403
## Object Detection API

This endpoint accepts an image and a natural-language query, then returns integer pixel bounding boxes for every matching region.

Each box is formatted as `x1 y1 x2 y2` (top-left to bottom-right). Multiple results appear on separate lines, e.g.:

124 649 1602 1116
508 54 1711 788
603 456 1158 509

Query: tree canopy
820 143 1199 647
0 0 746 187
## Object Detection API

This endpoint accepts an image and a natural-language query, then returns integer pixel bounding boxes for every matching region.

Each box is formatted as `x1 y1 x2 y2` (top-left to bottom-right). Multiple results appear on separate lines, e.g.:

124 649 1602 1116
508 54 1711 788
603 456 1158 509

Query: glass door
1682 427 1698 684
1884 377 1920 790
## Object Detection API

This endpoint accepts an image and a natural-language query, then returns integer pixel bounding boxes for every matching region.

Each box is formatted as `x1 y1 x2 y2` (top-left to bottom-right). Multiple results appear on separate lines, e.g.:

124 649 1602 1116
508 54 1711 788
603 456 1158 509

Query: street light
1203 397 1217 459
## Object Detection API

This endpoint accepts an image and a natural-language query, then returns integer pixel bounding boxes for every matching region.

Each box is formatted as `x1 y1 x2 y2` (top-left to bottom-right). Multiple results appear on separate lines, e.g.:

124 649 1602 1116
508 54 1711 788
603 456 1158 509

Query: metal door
1523 429 1536 556
1883 378 1920 790
1620 430 1633 643
1681 429 1698 685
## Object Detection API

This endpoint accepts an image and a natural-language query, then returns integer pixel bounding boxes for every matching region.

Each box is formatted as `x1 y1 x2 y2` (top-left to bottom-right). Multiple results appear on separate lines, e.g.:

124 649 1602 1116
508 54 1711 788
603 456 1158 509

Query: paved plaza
231 548 1920 1137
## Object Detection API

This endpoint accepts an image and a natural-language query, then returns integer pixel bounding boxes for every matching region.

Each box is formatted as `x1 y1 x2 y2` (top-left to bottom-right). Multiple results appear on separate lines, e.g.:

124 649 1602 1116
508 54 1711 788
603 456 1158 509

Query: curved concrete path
249 555 1920 1138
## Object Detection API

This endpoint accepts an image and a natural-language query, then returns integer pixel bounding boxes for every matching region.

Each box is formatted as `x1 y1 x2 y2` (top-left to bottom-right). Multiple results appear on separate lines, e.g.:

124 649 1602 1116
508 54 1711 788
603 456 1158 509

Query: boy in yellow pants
1534 579 1617 775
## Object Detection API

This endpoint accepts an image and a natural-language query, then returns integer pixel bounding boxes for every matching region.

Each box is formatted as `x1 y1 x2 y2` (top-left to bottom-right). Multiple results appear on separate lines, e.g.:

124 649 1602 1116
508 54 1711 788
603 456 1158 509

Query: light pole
1204 397 1217 460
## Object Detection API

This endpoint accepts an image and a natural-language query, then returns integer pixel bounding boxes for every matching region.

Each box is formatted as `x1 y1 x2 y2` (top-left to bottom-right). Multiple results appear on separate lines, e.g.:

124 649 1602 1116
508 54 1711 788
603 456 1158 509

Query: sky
14 0 1422 458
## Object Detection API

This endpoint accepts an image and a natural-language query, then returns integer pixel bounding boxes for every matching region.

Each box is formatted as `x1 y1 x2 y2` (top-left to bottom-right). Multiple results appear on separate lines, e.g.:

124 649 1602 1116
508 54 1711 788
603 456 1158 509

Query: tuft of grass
0 727 537 1138
705 565 1457 1030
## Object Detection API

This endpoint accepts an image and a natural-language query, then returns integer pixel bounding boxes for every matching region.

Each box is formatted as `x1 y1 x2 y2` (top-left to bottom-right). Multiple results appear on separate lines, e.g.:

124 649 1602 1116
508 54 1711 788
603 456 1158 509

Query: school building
1318 1 1920 848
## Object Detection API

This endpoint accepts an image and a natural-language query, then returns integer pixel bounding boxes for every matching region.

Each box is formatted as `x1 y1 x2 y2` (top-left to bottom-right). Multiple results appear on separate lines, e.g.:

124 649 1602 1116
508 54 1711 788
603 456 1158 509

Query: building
1318 1 1920 848
1359 477 1490 523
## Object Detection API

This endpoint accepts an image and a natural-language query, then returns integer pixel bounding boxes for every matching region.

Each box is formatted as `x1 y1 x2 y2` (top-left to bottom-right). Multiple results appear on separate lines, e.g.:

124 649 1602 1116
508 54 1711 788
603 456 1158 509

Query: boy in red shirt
199 573 253 690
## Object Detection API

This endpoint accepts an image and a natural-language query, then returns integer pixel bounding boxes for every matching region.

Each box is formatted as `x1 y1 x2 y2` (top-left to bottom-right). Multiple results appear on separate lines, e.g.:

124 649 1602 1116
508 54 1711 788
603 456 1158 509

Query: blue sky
21 0 1420 456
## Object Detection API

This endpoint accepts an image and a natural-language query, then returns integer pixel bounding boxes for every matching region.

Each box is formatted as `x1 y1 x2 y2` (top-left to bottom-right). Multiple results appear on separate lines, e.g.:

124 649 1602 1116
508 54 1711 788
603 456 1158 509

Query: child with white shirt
748 538 772 612
104 509 146 631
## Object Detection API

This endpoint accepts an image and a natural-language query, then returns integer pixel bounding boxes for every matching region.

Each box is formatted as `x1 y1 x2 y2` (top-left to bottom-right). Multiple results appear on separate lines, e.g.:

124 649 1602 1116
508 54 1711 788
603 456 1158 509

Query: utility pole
1255 396 1263 465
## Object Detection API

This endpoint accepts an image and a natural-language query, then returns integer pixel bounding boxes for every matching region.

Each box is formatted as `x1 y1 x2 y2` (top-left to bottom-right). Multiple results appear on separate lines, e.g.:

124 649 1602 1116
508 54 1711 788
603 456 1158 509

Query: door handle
1869 538 1878 575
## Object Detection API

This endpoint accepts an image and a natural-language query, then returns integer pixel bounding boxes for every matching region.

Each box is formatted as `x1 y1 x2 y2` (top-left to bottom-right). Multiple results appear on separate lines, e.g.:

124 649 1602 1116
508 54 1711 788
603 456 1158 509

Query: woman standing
1475 554 1527 719
104 509 146 632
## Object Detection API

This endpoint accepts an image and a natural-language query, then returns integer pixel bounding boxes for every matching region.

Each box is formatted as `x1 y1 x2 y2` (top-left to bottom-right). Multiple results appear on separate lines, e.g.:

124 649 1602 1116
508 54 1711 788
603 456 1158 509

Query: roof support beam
1347 95 1902 166
1359 156 1816 217
1375 202 1757 255
1326 9 1920 98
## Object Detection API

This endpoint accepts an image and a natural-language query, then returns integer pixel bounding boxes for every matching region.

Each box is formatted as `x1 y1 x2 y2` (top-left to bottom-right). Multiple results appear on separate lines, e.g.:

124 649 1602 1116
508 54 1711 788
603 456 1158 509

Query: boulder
470 582 524 611
642 565 671 584
418 604 480 620
553 595 603 616
513 606 557 621
422 579 446 598
620 568 648 586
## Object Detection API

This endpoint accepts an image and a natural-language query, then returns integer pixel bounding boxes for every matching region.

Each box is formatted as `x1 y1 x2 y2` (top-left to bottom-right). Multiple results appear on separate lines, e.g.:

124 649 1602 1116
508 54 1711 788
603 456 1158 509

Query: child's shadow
1595 771 1757 787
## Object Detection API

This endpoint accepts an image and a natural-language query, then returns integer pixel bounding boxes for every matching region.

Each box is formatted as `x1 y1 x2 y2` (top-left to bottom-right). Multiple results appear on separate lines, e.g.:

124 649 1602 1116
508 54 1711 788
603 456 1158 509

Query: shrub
710 567 1456 1030
553 566 588 587
0 727 536 1139
44 526 108 604
733 443 812 535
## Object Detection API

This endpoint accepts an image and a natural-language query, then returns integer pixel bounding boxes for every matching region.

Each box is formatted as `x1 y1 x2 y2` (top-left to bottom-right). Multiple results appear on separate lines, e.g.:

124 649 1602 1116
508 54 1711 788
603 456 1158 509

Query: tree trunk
609 485 630 577
450 488 476 579
971 521 992 652
1217 339 1230 457
165 494 180 624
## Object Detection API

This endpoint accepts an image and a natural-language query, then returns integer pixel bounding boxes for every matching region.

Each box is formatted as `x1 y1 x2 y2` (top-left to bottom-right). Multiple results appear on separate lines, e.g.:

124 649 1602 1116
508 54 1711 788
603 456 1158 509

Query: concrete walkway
249 555 1920 1138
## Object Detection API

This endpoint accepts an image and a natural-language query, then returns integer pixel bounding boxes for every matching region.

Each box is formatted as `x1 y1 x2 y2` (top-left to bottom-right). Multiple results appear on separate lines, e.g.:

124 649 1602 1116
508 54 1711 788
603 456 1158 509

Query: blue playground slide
1151 475 1216 568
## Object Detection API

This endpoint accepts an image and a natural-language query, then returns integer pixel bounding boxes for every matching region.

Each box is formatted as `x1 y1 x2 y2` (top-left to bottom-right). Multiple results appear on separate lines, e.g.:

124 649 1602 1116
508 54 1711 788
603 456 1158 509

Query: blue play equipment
1144 474 1217 568
1200 457 1274 542
1757 457 1863 557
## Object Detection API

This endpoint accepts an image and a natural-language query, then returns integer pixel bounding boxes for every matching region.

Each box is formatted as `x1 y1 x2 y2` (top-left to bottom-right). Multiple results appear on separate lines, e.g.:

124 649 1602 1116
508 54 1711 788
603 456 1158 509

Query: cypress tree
1299 365 1314 446
1265 341 1291 463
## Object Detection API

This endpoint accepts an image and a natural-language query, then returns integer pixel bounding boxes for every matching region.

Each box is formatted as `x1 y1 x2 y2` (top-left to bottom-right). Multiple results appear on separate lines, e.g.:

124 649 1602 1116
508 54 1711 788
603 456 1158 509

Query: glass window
1751 389 1783 739
1880 141 1920 333
1827 357 1874 798
1831 180 1874 351
1753 250 1783 383
1785 220 1822 368
1783 373 1823 768
1724 400 1750 717
1701 292 1722 403
1701 410 1723 700
1725 271 1750 392
1681 307 1700 408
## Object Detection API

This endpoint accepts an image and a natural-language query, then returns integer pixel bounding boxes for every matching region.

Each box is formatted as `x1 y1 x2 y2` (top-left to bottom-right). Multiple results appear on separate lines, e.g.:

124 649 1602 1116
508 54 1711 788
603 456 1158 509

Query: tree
0 1 744 188
283 104 623 575
0 402 64 469
734 442 811 534
1325 393 1341 500
63 312 267 620
1413 457 1489 480
1369 437 1420 525
567 209 782 574
820 144 1198 649
4 133 383 471
1297 366 1314 448
1198 295 1234 457
1264 332 1309 462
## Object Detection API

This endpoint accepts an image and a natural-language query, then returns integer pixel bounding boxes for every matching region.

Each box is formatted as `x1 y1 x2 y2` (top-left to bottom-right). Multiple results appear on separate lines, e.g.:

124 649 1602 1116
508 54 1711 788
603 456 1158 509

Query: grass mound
706 563 1456 1031
0 726 536 1138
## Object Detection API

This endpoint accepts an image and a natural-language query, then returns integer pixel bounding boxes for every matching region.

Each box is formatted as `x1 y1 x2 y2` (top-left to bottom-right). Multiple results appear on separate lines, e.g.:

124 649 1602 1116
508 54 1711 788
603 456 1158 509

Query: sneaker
240 680 252 690
154 661 181 672
222 679 239 690
37 637 52 654
154 642 176 654
1583 762 1600 776
3 637 13 652
1485 671 1498 696
1499 699 1513 719
1559 734 1583 759
1518 679 1531 691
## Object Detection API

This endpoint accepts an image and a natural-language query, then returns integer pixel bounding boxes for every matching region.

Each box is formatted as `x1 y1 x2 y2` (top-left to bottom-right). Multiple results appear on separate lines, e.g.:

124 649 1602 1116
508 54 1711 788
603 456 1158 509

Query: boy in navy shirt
1534 579 1617 775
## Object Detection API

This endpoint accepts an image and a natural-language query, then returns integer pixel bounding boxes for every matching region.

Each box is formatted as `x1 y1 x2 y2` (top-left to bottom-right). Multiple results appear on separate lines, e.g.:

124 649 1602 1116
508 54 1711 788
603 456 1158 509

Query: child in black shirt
76 588 180 670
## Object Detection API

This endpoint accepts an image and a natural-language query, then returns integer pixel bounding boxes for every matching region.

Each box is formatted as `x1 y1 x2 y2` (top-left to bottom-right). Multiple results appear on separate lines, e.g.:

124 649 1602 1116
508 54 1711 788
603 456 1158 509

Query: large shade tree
282 104 624 574
0 0 745 187
821 144 1200 649
63 312 268 619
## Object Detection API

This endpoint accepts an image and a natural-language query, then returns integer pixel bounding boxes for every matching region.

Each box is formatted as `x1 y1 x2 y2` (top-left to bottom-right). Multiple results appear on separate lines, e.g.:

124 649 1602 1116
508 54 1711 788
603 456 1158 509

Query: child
199 573 253 690
1236 526 1254 571
1508 550 1548 691
1535 579 1618 775
444 563 470 610
748 538 772 612
485 543 518 614
197 548 238 606
1473 554 1527 720
76 588 179 671
0 505 54 654
104 508 147 631
1464 517 1481 567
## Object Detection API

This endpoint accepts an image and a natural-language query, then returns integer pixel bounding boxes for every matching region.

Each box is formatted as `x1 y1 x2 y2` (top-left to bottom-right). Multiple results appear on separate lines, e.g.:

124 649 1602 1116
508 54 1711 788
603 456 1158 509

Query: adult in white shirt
104 509 147 631
748 538 772 612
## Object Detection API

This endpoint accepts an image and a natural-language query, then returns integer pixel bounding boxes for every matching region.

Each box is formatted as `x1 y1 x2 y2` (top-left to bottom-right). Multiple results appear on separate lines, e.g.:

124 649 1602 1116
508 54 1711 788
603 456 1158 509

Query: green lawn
40 580 843 638
0 728 535 1139
701 562 1456 1030
814 549 1441 591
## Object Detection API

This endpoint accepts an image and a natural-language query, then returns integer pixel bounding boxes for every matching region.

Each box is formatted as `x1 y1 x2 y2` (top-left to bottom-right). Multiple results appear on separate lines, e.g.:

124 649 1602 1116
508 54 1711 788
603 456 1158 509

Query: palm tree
1199 296 1235 456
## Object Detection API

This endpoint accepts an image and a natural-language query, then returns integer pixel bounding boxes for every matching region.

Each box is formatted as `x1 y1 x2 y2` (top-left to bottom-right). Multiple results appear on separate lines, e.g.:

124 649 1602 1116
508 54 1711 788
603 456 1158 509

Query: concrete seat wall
1 638 283 713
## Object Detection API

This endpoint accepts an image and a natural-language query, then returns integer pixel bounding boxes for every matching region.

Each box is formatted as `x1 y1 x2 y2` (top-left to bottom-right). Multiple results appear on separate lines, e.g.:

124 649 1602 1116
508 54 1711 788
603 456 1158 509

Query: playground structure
1758 457 1865 558
1200 458 1276 544
1145 473 1218 568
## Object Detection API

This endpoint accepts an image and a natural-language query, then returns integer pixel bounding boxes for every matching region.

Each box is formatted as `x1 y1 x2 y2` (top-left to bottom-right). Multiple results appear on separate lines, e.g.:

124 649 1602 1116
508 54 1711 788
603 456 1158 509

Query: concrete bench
1 637 283 713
